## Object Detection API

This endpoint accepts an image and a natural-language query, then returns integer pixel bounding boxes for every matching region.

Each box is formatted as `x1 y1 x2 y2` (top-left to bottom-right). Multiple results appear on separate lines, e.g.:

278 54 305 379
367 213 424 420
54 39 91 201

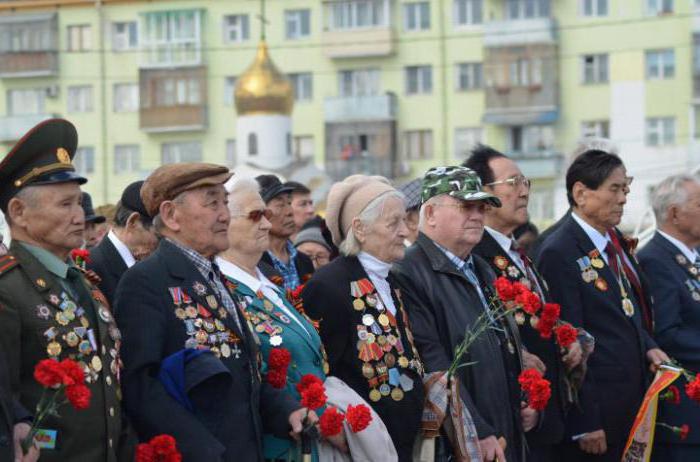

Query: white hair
572 137 619 157
225 177 261 214
417 195 444 231
651 174 698 224
338 190 405 256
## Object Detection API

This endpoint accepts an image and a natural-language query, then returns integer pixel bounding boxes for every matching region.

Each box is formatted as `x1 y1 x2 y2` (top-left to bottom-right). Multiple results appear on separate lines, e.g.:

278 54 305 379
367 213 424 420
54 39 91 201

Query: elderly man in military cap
115 163 314 462
88 181 158 306
392 166 527 462
0 118 129 461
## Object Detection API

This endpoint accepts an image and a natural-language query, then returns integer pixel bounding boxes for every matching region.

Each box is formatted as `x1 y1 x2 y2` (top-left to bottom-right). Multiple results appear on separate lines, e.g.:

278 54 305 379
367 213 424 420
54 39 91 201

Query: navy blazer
88 234 129 307
115 239 298 462
638 232 700 444
535 214 656 445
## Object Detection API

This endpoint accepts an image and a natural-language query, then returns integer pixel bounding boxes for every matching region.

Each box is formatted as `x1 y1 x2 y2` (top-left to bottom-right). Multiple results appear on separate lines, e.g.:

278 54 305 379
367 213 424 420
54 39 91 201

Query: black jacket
535 214 656 446
392 233 525 462
88 234 129 307
638 232 700 445
258 247 314 289
302 255 424 462
115 239 298 462
0 349 30 462
473 231 567 447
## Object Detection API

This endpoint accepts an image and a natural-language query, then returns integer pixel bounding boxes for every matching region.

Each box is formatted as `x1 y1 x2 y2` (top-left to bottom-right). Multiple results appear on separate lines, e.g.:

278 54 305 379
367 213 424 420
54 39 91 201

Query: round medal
379 383 391 396
353 298 365 311
369 389 381 402
362 314 374 326
175 308 187 320
595 278 608 291
622 298 635 317
357 330 368 341
365 294 378 307
270 335 283 346
47 341 62 357
365 333 376 344
91 355 103 372
215 319 225 331
514 312 525 326
65 332 80 347
362 362 375 379
64 308 76 321
376 335 387 346
98 307 111 323
398 356 409 368
255 324 265 333
79 340 93 355
377 314 389 327
384 353 396 368
185 306 198 318
591 258 604 269
210 346 221 358
220 343 231 358
56 312 69 326
391 387 404 401
195 330 208 344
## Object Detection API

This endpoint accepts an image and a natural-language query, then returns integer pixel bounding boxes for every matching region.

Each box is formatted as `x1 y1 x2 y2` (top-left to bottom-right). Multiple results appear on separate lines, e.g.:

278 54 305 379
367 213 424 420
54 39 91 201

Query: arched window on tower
248 133 258 156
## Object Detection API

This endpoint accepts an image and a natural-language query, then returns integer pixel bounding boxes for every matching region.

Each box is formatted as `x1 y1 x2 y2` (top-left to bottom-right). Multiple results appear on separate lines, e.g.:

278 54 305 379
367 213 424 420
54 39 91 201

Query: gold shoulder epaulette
0 254 20 276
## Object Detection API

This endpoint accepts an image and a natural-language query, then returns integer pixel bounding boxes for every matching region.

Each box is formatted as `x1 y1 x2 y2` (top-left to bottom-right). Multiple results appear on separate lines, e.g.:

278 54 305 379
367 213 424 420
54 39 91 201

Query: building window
223 14 250 43
327 0 389 30
454 0 482 26
505 0 550 19
226 139 237 167
456 62 483 90
248 133 258 156
293 135 314 161
162 141 202 164
339 68 380 96
404 2 430 31
0 20 54 52
154 78 201 106
647 0 673 15
224 76 237 106
508 57 542 87
454 127 483 160
646 49 675 79
67 25 92 51
113 83 139 112
74 147 95 175
114 144 140 174
67 85 93 113
7 89 45 115
403 130 433 160
111 21 138 51
289 73 313 101
581 0 608 16
405 65 432 94
581 120 610 138
142 10 202 66
285 10 311 39
508 125 554 154
581 54 609 84
645 117 675 146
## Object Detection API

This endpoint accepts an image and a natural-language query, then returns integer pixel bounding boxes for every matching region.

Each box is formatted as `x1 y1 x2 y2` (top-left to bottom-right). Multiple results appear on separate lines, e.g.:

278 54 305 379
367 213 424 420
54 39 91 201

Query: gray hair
152 191 188 235
339 190 405 256
651 174 699 224
225 177 261 214
5 186 42 226
417 195 444 231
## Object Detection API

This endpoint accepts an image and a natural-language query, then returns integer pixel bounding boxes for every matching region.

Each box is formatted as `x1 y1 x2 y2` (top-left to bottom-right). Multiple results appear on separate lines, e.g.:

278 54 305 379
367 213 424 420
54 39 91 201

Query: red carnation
345 404 372 433
679 424 691 441
34 359 65 388
512 282 529 296
291 284 305 300
70 248 91 264
516 290 542 315
268 348 292 370
65 384 91 410
518 368 551 411
136 434 181 462
266 369 287 389
518 368 542 389
319 407 345 437
685 374 700 403
541 303 560 321
59 359 86 386
553 324 578 349
135 444 155 462
296 374 323 394
494 277 517 302
661 385 681 405
301 382 327 410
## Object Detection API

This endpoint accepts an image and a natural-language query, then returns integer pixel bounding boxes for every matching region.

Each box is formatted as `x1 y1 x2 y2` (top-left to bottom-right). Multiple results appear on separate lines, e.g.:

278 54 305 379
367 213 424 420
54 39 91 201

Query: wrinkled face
267 193 296 239
129 217 158 261
170 185 230 257
575 166 629 231
484 157 530 231
10 183 85 257
291 192 315 230
427 195 487 253
228 191 271 256
357 196 409 263
297 241 331 269
673 181 700 247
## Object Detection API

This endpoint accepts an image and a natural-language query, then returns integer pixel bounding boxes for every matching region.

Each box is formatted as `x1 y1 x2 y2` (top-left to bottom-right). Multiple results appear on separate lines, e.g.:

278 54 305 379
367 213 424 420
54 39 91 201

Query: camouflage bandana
421 166 502 207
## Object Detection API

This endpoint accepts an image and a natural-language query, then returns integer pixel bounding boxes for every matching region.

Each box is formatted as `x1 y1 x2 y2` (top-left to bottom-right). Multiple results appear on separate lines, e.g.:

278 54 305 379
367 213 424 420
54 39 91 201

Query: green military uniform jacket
0 241 126 462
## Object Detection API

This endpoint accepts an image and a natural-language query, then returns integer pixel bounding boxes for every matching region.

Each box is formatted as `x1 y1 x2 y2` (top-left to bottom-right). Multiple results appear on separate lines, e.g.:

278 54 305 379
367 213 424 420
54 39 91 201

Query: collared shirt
357 251 397 315
485 226 525 272
216 257 310 337
19 242 78 300
107 230 136 268
571 211 639 277
433 242 491 314
266 240 301 291
658 230 699 264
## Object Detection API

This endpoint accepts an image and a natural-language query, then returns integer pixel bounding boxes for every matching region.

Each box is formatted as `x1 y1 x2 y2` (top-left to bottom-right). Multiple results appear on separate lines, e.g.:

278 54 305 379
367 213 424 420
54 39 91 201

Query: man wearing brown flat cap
114 163 314 462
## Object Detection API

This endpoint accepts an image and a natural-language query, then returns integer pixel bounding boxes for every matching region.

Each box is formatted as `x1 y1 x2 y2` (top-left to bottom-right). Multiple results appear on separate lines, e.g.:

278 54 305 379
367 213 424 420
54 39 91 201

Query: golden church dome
234 41 294 116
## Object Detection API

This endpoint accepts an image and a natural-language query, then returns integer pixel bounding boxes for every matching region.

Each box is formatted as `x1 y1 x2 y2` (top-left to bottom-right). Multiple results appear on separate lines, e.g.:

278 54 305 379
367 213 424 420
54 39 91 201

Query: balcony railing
139 67 207 132
484 17 556 47
0 114 55 143
324 93 397 122
507 149 563 178
0 51 57 78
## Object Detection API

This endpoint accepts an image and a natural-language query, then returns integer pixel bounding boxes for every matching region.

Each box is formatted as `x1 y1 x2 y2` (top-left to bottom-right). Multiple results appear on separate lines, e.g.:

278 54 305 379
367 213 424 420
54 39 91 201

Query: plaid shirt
168 238 242 330
266 240 301 291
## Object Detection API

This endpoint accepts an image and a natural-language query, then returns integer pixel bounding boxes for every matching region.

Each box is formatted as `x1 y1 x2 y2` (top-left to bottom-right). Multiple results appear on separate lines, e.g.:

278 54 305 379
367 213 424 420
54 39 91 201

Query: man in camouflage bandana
393 166 527 462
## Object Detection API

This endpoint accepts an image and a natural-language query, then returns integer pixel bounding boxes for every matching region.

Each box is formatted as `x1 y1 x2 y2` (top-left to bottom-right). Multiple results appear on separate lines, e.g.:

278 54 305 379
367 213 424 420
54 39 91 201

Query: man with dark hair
536 150 668 461
466 145 584 462
285 181 314 238
256 175 314 291
88 180 158 305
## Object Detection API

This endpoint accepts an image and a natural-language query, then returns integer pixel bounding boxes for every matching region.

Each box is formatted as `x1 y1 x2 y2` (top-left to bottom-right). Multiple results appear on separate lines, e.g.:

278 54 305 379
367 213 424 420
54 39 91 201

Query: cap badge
56 148 71 165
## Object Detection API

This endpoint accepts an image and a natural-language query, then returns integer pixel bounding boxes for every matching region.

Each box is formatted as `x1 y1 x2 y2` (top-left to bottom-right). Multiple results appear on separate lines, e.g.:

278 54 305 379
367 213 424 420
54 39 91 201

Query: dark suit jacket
392 233 525 462
638 232 700 444
115 239 299 462
0 349 30 462
473 231 567 447
302 255 424 462
535 214 656 444
88 234 129 307
258 247 315 288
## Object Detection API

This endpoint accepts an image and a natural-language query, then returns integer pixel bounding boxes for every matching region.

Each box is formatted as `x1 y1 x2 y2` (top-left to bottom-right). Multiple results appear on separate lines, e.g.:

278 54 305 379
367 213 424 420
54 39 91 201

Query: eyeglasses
232 208 273 222
485 175 531 189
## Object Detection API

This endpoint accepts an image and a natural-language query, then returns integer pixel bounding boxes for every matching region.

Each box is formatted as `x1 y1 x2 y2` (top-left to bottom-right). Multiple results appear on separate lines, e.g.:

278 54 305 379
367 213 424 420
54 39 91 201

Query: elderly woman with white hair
638 174 700 462
302 175 425 462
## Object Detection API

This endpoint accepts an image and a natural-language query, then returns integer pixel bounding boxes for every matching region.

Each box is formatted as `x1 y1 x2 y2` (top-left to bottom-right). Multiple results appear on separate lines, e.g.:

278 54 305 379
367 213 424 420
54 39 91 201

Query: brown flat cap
141 163 233 217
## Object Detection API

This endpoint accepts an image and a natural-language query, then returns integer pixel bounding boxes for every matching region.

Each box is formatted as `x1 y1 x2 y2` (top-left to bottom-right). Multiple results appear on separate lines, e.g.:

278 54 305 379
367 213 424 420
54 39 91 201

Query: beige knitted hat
325 175 395 246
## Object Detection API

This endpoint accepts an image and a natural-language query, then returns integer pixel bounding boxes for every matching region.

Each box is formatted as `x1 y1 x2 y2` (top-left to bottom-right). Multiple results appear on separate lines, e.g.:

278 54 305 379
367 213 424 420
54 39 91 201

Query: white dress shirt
658 230 699 264
357 251 397 315
107 230 136 268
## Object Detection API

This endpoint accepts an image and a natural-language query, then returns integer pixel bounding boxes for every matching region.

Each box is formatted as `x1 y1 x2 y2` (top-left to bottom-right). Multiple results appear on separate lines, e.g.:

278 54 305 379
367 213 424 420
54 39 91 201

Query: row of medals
42 292 121 384
677 255 700 301
353 293 415 403
578 253 634 316
175 298 240 359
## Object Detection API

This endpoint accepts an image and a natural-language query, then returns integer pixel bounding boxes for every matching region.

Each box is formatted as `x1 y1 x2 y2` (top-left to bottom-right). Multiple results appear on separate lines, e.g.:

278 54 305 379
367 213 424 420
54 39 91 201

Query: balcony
508 150 563 179
139 67 207 133
484 17 556 48
321 0 394 58
324 119 397 179
0 13 58 78
0 114 55 143
322 27 394 58
324 93 396 122
0 51 57 78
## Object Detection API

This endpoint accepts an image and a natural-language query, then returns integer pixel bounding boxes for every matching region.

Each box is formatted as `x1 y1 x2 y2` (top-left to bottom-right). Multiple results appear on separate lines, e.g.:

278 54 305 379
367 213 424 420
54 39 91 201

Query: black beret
120 180 149 218
81 192 106 224
255 174 294 203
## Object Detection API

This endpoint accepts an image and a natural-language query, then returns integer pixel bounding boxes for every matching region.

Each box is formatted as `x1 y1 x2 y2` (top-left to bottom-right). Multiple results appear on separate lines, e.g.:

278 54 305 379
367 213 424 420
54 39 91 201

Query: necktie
604 241 621 278
512 239 545 300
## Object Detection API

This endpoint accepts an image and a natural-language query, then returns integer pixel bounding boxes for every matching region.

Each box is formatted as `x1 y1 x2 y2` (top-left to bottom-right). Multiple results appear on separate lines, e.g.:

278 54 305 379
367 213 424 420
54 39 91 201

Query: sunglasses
233 208 273 222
